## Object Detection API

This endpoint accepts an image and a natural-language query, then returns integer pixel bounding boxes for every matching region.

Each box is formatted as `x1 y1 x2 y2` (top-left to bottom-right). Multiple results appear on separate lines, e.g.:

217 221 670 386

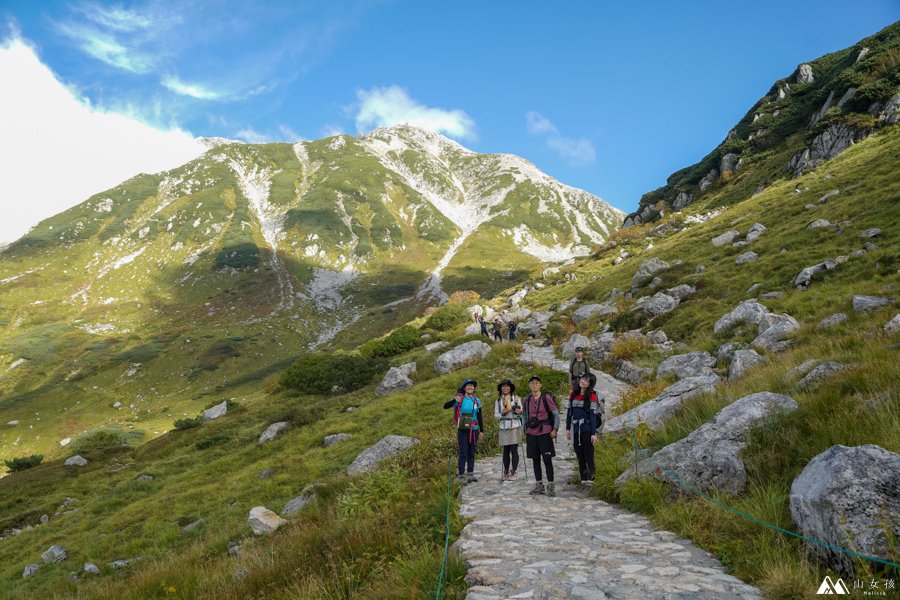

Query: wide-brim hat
461 378 477 389
497 378 516 393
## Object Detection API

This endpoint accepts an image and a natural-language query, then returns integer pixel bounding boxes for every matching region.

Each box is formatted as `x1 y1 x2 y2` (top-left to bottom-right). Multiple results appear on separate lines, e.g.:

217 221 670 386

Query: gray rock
347 435 419 476
633 292 680 316
283 489 317 516
508 289 528 306
789 123 870 177
181 518 205 533
572 303 617 324
788 359 821 379
714 300 770 335
789 444 900 576
136 474 154 481
109 558 141 569
258 468 276 479
41 545 67 564
798 362 850 389
863 241 878 252
695 264 705 273
615 359 651 385
618 392 797 494
83 563 100 575
40 514 49 524
747 283 762 295
517 311 551 338
795 63 814 84
23 564 40 578
7 420 19 426
561 334 591 358
807 219 833 229
728 349 766 380
851 295 891 313
518 343 569 372
259 421 290 444
631 258 670 290
793 259 838 290
818 190 840 204
759 291 783 301
732 240 749 250
735 252 759 265
324 433 352 447
752 313 800 351
648 276 663 288
720 152 740 174
656 351 716 380
673 191 694 210
699 168 719 192
424 341 448 353
605 375 721 434
586 332 616 361
849 249 867 257
203 400 227 421
716 341 744 361
542 266 560 278
434 342 491 374
248 506 287 535
375 362 417 395
817 313 848 330
860 228 881 238
64 455 88 467
666 284 696 300
885 314 900 335
647 329 668 344
745 223 767 242
711 230 740 247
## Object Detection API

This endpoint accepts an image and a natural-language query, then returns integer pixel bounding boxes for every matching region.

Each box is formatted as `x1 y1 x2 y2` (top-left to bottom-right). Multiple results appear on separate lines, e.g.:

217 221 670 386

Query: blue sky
1 1 898 241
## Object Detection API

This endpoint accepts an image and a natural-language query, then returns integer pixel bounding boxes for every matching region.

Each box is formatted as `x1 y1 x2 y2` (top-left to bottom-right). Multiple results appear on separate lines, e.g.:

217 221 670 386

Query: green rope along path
435 455 453 599
630 430 900 570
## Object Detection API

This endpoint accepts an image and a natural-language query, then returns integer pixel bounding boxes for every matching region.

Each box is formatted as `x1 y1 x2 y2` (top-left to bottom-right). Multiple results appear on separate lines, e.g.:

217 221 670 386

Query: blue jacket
566 392 599 435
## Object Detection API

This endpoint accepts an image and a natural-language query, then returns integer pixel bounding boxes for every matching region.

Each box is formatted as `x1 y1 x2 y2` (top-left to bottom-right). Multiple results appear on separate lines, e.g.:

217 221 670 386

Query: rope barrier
435 455 453 599
630 430 900 570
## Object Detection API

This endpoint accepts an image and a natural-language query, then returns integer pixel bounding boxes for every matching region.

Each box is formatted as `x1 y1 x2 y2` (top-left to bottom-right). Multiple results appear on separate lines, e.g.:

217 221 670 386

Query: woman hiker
492 317 503 342
494 378 523 481
523 375 560 496
508 320 518 341
566 372 600 482
479 316 490 338
443 378 484 484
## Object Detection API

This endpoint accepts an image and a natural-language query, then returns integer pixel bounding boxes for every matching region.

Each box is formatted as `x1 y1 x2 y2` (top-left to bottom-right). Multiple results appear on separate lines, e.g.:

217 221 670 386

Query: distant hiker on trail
523 375 559 497
473 310 480 323
508 320 518 341
568 346 591 392
494 378 523 481
444 378 484 484
566 372 599 482
479 316 490 338
492 317 503 342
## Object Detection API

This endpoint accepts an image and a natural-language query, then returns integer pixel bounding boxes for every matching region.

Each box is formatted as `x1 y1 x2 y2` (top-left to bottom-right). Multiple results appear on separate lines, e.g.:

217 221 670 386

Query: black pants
493 331 501 341
532 454 554 482
502 444 519 472
457 429 478 475
573 432 595 480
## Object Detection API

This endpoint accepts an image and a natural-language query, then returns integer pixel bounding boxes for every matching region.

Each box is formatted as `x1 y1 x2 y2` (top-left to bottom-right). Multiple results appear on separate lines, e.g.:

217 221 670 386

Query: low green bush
70 427 143 455
193 434 230 450
280 352 386 394
4 454 43 472
174 417 203 430
359 325 422 358
425 302 469 331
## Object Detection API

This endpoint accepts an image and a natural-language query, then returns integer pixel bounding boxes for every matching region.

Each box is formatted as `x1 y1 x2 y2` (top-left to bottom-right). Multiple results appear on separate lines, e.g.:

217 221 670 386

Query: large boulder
518 344 569 372
560 334 591 358
656 351 716 380
716 341 744 361
793 260 838 290
615 359 651 385
64 455 88 467
851 295 891 313
790 445 900 576
631 258 670 290
259 421 290 445
817 313 848 330
503 308 531 323
203 400 228 421
797 362 850 389
729 349 766 380
41 545 68 564
633 293 680 316
375 362 417 395
434 341 491 374
665 284 696 300
347 435 419 476
248 507 287 535
711 230 740 247
605 375 720 434
572 303 617 324
751 313 800 351
795 63 814 84
617 392 797 494
517 311 551 338
714 300 770 335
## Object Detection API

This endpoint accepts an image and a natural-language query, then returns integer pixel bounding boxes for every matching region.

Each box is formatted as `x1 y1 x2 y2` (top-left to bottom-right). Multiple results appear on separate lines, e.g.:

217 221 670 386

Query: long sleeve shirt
494 394 522 430
523 392 560 436
566 391 599 435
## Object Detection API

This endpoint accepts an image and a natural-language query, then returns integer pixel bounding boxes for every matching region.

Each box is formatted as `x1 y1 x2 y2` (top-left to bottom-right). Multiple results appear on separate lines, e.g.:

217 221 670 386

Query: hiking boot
456 473 468 485
507 469 518 481
466 473 478 483
585 469 595 482
501 470 509 481
546 482 556 497
529 482 545 495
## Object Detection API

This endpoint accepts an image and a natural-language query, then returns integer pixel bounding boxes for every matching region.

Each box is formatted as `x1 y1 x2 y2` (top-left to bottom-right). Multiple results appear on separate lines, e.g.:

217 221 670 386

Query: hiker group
443 346 600 497
474 311 517 342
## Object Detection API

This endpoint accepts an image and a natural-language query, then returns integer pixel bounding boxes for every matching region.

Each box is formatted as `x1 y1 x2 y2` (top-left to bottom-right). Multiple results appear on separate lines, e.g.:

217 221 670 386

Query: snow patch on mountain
511 225 591 262
300 267 357 310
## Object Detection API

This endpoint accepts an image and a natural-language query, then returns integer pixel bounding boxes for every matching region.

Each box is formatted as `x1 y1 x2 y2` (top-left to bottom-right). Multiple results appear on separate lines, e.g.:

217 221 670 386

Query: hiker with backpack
508 320 518 341
568 346 591 392
492 317 503 342
443 378 484 484
479 316 490 338
494 378 523 481
566 372 600 482
523 375 560 497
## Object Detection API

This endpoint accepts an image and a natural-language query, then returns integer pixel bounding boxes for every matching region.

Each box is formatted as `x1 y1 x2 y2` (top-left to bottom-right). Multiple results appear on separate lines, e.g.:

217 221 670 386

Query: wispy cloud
354 85 476 140
525 110 595 166
54 20 156 73
162 75 223 100
234 124 303 143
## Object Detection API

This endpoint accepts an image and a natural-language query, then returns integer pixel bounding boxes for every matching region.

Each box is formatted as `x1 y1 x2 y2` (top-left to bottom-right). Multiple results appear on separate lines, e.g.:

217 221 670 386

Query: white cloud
54 21 156 73
525 110 596 166
0 37 206 244
162 75 223 100
234 124 303 144
354 85 476 140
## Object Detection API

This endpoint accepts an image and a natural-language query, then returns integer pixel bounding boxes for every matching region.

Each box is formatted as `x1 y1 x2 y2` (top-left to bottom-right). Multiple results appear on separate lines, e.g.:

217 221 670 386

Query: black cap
528 375 542 383
575 346 584 352
497 378 516 393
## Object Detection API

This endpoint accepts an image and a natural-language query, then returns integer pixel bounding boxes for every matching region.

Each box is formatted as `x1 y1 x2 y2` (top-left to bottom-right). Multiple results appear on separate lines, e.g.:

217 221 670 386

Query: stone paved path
454 429 762 599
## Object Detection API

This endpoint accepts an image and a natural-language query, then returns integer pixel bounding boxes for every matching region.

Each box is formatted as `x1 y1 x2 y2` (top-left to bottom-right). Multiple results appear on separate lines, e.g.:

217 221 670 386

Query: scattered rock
618 392 797 494
40 514 49 524
863 241 878 252
788 359 820 379
181 519 205 533
41 545 67 564
375 362 417 395
673 191 694 210
347 435 419 476
258 421 290 444
720 153 740 174
860 228 881 238
572 303 617 324
793 259 838 290
136 474 154 481
345 406 356 413
807 219 833 229
747 283 762 295
735 252 759 265
665 284 695 300
64 455 88 467
203 400 227 421
561 334 591 358
728 349 766 380
6 420 19 426
248 506 287 535
714 300 770 335
508 289 528 306
109 558 141 569
789 444 900 577
83 563 100 575
633 292 680 316
656 351 716 380
752 313 800 351
424 341 449 353
258 468 276 479
434 342 491 374
695 264 705 273
23 564 40 578
605 375 720 434
885 314 900 335
789 123 870 177
542 266 560 278
283 489 318 516
716 341 744 361
745 223 766 242
59 438 71 447
732 240 749 250
711 230 740 247
818 189 840 204
615 359 652 385
699 168 719 192
817 313 848 330
227 541 242 556
517 311 551 338
324 433 352 446
798 362 850 389
631 258 670 290
851 295 891 313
